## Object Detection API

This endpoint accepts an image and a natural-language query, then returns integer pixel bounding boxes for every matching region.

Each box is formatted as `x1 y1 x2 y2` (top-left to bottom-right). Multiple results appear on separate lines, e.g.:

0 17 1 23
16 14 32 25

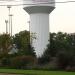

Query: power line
0 1 75 6
0 0 75 2
1 0 75 3
56 1 75 3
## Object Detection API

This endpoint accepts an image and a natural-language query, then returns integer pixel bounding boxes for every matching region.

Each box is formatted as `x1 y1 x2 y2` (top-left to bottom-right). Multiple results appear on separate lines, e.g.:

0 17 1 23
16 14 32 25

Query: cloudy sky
0 0 75 35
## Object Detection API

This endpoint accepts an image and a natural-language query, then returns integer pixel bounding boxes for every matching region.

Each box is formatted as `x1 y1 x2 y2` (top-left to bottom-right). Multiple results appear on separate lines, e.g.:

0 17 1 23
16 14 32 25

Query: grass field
0 69 75 75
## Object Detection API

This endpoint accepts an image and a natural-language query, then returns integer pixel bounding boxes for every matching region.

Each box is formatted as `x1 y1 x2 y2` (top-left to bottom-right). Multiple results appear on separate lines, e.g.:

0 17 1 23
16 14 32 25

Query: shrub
1 57 11 67
10 55 36 69
65 66 71 71
71 66 75 71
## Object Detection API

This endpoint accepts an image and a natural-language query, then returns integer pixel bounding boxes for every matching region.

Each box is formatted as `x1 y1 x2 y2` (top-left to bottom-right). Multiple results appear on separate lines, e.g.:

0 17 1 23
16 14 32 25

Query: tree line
0 30 36 69
0 31 75 71
39 32 75 71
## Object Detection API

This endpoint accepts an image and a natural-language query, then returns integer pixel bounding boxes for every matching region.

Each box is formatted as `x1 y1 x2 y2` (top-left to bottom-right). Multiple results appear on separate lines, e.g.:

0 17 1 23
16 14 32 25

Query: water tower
23 0 55 57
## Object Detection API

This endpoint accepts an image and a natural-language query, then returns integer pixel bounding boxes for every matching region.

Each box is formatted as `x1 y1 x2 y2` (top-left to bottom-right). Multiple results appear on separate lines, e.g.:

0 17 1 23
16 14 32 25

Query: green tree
0 33 12 57
0 33 13 66
13 30 36 57
41 32 75 69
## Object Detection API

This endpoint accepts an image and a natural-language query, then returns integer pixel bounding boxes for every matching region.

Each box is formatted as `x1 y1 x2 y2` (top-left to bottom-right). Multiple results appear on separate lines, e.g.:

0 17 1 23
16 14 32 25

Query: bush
65 66 71 71
71 66 75 71
1 57 11 67
65 66 75 72
37 54 51 65
10 55 36 69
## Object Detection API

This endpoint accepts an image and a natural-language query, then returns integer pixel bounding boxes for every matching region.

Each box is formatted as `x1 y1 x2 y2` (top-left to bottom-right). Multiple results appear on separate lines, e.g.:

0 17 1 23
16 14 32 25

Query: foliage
1 57 11 66
10 55 36 69
1 31 75 71
0 31 36 68
40 32 75 70
13 30 36 56
0 33 12 57
37 51 51 65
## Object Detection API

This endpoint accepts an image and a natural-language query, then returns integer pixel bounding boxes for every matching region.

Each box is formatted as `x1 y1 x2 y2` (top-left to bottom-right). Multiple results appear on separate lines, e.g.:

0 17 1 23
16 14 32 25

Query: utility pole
28 21 30 32
10 14 13 37
5 20 8 34
7 5 11 35
27 21 31 45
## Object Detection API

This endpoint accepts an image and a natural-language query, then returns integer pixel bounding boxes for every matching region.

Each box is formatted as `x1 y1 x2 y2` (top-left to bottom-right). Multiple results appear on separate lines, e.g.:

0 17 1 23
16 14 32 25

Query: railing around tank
23 0 55 7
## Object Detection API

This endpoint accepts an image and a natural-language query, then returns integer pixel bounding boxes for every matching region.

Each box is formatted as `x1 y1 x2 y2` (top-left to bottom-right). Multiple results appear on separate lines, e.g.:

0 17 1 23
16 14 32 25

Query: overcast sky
0 0 75 35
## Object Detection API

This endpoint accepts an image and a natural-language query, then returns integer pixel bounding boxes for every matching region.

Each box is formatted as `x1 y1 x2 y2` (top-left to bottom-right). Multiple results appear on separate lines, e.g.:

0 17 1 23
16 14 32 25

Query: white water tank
23 0 55 57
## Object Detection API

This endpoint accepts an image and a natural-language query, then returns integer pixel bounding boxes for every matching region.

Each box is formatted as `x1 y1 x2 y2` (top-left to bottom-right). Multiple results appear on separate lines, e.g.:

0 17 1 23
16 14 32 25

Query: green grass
0 69 74 75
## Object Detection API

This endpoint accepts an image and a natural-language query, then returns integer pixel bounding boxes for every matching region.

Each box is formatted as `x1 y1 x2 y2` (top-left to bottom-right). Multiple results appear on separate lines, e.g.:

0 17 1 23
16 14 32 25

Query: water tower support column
30 13 49 56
